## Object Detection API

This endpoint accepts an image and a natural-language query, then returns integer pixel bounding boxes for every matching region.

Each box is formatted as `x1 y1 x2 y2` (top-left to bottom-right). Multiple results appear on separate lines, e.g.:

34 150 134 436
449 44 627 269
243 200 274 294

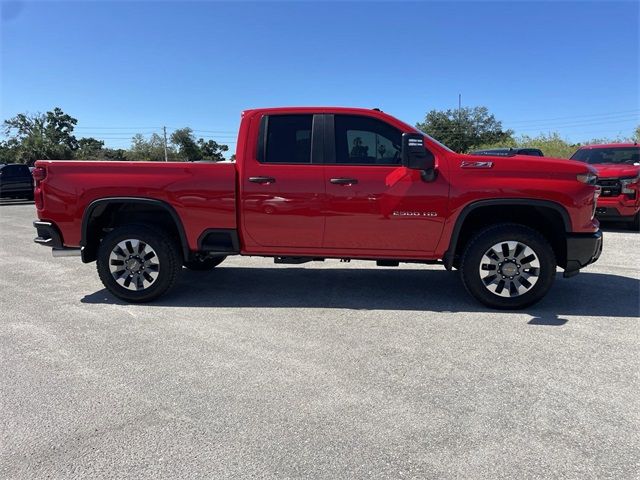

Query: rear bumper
565 230 602 274
34 221 81 257
33 221 63 249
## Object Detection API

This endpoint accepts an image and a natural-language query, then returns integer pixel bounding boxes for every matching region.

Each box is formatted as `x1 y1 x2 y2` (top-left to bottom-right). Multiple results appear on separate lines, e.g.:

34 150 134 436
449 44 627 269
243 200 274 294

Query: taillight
32 167 46 184
32 166 46 209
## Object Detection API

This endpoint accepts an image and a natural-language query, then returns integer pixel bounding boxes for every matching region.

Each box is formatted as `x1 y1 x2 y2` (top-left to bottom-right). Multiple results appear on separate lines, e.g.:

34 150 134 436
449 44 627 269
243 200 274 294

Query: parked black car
0 164 34 200
471 148 544 157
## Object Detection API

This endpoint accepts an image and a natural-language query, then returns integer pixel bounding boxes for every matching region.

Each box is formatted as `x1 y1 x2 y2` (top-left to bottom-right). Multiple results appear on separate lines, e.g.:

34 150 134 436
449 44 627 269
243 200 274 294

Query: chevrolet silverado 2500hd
32 107 602 309
570 143 640 230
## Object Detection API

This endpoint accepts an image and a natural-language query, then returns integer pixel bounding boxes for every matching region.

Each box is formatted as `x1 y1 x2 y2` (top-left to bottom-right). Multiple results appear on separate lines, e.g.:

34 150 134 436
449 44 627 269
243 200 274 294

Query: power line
503 109 640 125
74 126 163 130
506 114 639 129
416 116 638 134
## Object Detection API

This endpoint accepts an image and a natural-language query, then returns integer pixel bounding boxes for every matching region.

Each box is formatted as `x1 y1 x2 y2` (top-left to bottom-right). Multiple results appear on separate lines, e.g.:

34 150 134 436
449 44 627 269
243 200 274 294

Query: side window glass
263 115 313 164
334 115 402 165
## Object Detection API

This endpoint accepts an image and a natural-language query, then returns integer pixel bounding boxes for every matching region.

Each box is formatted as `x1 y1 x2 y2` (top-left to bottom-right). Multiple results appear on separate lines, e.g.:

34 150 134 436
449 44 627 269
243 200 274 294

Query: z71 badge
392 211 438 217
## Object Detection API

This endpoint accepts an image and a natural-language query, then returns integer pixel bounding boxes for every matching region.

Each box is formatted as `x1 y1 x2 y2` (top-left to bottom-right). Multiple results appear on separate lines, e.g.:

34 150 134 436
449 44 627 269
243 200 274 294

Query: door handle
248 176 276 184
330 178 358 185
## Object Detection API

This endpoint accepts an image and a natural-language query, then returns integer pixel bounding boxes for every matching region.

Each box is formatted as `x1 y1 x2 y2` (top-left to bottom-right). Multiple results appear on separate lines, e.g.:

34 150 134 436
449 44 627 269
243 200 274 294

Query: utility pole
163 126 168 162
458 93 462 152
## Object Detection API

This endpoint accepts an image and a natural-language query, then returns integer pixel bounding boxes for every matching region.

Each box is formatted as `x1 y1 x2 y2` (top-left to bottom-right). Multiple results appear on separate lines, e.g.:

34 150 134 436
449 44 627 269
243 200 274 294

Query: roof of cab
240 106 420 132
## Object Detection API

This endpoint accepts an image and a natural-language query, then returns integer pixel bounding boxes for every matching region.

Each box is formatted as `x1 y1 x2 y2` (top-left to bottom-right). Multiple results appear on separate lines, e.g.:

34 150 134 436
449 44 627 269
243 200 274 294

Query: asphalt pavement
1 200 638 479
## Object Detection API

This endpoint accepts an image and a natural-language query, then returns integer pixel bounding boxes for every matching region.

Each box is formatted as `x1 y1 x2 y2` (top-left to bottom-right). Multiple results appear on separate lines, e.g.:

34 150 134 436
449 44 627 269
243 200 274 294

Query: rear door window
262 115 313 164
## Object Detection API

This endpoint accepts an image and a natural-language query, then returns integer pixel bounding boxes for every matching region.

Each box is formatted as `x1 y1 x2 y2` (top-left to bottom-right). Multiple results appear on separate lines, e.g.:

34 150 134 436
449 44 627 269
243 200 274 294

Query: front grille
596 179 621 197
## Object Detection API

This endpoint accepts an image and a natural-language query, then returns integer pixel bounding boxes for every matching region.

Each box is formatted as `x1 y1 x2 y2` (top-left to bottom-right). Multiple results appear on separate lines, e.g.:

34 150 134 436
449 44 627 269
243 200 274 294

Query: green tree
633 125 640 143
416 106 513 153
2 107 79 164
76 137 105 159
103 148 129 161
171 128 201 161
170 128 230 161
198 138 228 161
129 133 167 161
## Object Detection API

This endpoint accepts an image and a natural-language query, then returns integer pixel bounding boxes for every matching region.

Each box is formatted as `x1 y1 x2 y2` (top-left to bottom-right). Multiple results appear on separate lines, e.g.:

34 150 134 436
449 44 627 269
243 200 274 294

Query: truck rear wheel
460 224 556 309
96 224 181 303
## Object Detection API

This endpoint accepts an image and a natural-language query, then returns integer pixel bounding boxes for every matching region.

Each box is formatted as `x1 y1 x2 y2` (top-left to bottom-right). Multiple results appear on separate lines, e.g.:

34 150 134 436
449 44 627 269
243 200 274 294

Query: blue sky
1 0 638 151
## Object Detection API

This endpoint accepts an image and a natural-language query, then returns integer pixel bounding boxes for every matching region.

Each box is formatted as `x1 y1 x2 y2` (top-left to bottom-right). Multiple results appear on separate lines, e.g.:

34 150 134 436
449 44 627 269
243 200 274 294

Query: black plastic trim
81 197 190 262
311 114 324 164
324 114 336 163
197 228 240 254
33 221 63 249
565 230 602 274
257 115 267 164
444 199 572 269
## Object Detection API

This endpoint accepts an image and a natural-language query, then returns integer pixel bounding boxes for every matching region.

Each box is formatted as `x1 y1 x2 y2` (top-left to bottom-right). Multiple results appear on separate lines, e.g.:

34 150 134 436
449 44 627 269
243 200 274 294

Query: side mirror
402 133 436 181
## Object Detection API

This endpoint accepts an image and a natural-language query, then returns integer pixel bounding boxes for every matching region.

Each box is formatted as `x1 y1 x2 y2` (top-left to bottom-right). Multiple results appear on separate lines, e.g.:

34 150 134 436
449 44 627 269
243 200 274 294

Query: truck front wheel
460 224 556 309
96 224 181 303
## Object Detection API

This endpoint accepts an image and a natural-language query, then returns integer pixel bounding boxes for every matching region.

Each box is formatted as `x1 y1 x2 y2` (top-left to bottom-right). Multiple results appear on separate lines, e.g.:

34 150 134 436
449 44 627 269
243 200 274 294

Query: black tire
184 256 226 271
630 212 640 232
460 223 556 310
97 224 181 303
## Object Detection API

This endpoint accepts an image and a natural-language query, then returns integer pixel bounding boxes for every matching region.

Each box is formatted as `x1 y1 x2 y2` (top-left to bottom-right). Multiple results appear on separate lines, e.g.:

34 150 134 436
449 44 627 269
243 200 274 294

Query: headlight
620 175 640 195
577 172 597 185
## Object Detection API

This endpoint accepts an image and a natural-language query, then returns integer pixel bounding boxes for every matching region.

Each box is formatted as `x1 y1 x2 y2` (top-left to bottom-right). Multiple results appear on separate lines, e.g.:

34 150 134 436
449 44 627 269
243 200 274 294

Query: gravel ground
0 200 638 479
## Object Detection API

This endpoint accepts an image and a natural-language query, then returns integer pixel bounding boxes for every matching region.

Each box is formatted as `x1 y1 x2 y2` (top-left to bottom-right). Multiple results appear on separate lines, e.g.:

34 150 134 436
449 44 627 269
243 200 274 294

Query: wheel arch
81 197 189 263
444 199 571 270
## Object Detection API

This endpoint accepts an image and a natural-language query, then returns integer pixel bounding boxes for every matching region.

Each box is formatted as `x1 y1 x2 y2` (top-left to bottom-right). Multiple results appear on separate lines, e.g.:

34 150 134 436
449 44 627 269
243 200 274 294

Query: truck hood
462 153 597 177
587 163 640 179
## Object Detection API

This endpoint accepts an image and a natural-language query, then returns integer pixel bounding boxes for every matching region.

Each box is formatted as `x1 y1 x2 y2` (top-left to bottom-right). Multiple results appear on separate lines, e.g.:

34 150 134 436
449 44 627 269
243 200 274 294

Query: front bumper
596 195 640 220
595 206 639 222
564 230 603 275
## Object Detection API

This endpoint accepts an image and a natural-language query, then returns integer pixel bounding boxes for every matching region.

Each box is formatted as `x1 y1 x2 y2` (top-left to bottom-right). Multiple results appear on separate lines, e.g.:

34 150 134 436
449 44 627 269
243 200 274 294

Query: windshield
570 146 640 165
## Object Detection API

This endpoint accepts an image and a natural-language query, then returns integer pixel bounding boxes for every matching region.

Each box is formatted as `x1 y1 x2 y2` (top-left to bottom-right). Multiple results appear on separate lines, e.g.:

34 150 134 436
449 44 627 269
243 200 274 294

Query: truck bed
34 160 237 250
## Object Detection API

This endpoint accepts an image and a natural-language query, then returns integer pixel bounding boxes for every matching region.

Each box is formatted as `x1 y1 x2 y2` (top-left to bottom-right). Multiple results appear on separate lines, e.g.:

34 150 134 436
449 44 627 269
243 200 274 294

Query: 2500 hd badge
392 211 438 217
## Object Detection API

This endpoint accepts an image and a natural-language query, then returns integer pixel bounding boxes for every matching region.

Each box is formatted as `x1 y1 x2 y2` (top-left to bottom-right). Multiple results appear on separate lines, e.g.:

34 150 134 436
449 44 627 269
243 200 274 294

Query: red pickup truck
32 107 602 309
570 143 640 230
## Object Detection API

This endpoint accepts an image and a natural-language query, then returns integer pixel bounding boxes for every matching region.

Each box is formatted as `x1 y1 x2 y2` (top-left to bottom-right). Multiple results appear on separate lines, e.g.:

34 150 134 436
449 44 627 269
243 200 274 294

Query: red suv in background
571 143 640 230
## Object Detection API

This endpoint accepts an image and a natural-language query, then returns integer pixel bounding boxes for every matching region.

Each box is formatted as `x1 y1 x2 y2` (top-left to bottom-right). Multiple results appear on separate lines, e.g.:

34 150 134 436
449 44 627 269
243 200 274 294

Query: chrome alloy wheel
108 239 160 291
478 240 540 298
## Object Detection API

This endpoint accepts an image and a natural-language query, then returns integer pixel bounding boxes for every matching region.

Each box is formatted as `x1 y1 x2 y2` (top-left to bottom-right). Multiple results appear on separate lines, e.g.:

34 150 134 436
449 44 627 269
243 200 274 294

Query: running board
274 257 325 264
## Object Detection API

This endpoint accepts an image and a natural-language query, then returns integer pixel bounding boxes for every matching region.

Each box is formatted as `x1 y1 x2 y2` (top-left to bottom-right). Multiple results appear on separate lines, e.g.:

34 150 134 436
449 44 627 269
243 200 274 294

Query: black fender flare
443 198 571 269
81 197 190 262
